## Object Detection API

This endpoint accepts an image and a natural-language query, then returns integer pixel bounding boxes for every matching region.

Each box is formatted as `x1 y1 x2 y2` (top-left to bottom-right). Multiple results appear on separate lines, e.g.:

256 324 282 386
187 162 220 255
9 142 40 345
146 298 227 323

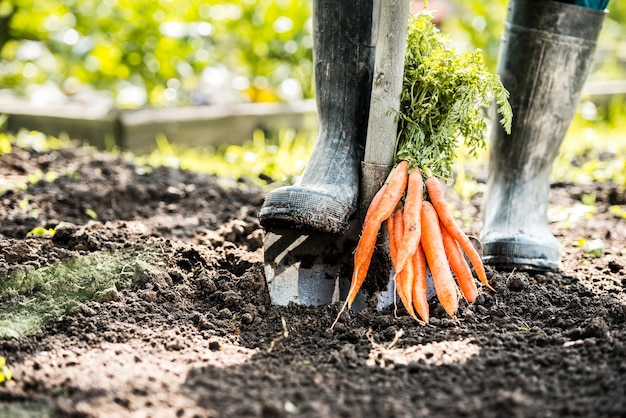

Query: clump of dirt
0 144 625 417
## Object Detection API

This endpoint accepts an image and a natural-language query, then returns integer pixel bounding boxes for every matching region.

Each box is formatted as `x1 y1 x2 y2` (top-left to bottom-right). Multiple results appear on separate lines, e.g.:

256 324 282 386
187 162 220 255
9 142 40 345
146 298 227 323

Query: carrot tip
482 280 495 292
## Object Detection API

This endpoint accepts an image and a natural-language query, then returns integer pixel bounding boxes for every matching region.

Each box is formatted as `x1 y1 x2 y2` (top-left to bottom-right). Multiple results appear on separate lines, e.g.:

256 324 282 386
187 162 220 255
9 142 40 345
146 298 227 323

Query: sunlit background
0 0 625 186
1 0 623 106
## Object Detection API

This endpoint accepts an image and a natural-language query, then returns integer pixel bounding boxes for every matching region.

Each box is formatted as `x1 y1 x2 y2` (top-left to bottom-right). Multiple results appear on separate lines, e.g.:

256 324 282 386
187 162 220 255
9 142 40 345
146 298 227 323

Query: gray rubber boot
258 0 375 235
481 0 606 271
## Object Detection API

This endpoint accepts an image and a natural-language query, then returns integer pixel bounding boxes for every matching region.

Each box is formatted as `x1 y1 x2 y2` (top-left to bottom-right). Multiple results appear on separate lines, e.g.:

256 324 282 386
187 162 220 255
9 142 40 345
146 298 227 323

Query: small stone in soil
218 308 232 319
241 313 253 324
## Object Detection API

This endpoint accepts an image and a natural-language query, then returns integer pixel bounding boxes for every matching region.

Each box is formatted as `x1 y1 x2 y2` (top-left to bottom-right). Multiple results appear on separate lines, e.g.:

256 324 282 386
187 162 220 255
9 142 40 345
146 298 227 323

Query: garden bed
0 142 625 417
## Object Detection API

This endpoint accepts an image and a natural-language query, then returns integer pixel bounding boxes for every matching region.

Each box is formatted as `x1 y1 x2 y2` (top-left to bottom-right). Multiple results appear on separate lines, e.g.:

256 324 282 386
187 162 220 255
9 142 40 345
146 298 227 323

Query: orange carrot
346 186 386 309
397 256 418 320
440 222 478 303
387 209 398 267
425 177 494 291
392 208 404 272
420 201 458 318
391 208 417 319
412 244 430 323
346 161 410 307
372 160 409 222
395 167 423 274
365 183 388 224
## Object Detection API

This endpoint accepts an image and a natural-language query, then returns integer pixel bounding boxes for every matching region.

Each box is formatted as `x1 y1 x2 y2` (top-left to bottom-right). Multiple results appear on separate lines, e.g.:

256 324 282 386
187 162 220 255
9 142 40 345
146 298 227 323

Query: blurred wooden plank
0 100 318 153
582 80 626 105
0 99 119 149
119 100 317 154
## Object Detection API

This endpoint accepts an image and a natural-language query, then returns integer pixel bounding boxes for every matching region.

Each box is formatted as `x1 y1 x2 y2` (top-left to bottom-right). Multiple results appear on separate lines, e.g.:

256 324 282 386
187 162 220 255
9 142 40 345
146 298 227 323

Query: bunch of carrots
345 160 492 322
341 10 512 322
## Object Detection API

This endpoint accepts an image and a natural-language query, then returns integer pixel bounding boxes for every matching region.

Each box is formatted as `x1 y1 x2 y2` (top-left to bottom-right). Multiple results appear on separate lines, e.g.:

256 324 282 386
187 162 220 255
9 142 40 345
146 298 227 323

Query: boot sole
482 240 559 272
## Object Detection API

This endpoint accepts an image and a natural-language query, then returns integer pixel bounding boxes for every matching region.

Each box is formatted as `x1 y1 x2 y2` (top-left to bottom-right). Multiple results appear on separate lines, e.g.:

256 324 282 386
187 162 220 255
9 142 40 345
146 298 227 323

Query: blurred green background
0 0 625 187
1 0 624 108
1 0 314 107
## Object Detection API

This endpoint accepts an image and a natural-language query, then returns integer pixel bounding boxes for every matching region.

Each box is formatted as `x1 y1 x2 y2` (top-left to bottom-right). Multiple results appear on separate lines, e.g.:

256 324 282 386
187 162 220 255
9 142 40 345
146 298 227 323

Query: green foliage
0 135 11 155
577 238 605 257
396 11 512 179
1 0 313 107
84 208 98 220
0 355 12 383
136 129 314 186
1 126 315 197
442 0 626 74
26 226 56 237
7 128 71 153
609 205 626 219
0 114 10 154
554 98 626 188
440 0 508 71
2 0 624 110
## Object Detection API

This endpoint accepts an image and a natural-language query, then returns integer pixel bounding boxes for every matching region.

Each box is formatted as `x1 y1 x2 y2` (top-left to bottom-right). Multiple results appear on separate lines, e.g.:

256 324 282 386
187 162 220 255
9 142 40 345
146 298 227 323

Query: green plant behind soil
134 128 315 186
553 98 626 187
0 355 11 383
2 98 624 196
0 248 165 339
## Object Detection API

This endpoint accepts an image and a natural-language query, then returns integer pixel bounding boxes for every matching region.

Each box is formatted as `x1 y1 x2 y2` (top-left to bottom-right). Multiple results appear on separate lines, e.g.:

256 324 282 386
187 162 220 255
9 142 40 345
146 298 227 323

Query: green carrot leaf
396 10 512 180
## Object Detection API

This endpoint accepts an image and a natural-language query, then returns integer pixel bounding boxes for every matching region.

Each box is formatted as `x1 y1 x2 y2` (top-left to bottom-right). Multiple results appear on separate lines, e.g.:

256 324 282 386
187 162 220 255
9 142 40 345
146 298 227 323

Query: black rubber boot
481 0 606 271
258 0 375 235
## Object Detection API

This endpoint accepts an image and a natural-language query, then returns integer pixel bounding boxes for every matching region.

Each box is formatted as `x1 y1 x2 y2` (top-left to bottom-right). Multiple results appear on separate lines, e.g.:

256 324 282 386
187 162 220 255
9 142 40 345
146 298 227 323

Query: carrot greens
396 11 512 179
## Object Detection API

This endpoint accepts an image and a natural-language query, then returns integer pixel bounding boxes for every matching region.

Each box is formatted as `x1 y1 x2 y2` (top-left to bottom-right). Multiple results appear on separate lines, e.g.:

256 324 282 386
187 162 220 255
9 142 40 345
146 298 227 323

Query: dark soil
1 144 625 417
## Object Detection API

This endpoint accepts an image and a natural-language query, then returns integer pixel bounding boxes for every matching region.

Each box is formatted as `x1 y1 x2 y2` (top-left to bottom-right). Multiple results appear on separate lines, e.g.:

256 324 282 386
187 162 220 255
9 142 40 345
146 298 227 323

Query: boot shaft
481 0 606 271
258 1 376 235
312 0 375 148
492 0 606 171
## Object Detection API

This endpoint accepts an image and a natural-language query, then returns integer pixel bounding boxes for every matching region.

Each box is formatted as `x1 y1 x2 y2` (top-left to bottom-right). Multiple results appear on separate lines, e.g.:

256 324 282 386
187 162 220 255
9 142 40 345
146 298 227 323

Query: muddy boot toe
259 184 355 234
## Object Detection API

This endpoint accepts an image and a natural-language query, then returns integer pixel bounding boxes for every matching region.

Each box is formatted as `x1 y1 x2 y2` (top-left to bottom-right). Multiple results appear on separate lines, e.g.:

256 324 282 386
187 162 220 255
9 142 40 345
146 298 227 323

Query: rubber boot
258 0 375 235
481 0 605 271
